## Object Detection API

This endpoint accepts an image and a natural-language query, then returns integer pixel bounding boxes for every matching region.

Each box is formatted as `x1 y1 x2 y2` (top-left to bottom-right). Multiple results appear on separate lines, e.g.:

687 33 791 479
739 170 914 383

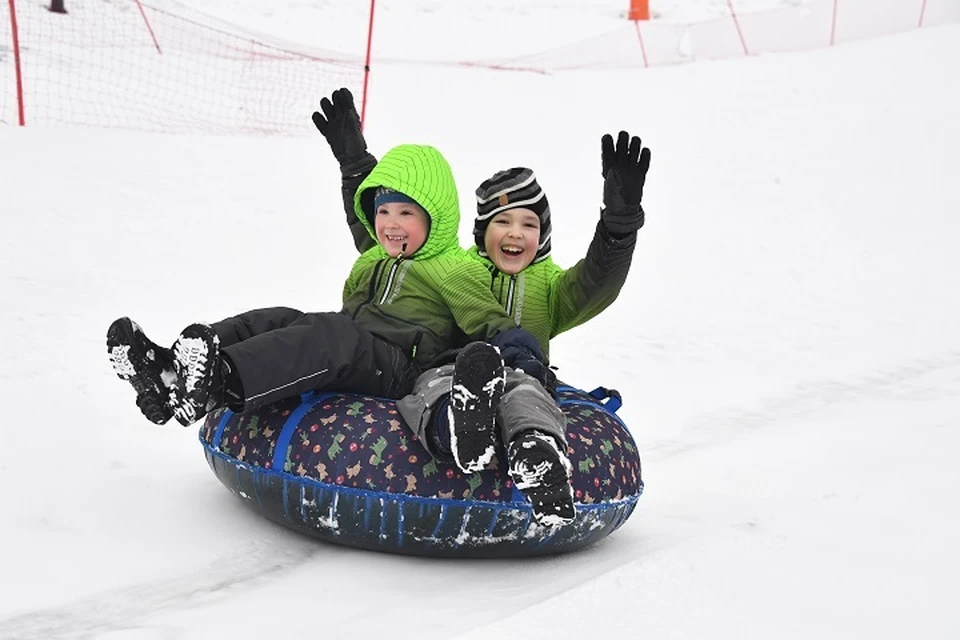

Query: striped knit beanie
474 167 552 264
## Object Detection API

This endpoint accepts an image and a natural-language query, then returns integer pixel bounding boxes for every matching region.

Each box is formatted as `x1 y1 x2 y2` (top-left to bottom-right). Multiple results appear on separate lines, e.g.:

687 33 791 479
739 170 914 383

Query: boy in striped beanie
473 167 552 271
414 135 650 528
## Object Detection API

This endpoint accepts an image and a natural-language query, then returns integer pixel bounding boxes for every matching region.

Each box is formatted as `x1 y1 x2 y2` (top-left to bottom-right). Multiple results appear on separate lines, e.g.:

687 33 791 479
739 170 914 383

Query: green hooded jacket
341 144 517 367
466 220 636 359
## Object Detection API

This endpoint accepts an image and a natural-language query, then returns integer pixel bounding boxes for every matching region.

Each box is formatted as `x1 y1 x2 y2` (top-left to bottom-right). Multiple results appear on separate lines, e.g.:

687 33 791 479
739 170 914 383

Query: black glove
511 352 549 385
311 88 371 176
489 327 554 394
600 131 651 237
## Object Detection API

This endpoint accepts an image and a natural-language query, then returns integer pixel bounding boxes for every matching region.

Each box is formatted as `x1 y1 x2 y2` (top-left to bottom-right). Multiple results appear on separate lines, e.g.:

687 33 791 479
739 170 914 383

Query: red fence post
632 20 649 68
360 0 376 131
830 0 839 45
727 0 749 56
133 0 162 54
7 0 26 125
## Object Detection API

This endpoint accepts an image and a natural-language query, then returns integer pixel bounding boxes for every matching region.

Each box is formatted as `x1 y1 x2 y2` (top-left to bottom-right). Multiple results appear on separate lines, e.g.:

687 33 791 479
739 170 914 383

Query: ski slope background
1 1 959 638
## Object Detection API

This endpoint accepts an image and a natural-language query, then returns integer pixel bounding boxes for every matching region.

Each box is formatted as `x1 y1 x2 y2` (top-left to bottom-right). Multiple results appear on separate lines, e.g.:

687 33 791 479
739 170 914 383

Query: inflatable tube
199 385 643 558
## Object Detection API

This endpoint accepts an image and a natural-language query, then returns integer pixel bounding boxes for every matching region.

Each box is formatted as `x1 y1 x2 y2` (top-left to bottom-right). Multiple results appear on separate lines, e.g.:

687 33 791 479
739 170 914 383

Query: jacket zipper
504 274 517 315
489 266 517 315
378 253 405 304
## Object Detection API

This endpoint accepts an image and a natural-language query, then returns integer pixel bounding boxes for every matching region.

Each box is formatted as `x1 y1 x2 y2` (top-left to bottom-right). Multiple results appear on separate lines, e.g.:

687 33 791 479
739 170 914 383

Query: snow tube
199 385 643 558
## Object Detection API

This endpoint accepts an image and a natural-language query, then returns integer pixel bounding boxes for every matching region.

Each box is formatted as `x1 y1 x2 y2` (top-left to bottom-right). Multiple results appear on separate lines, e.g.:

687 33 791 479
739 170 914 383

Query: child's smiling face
483 208 541 275
375 201 429 257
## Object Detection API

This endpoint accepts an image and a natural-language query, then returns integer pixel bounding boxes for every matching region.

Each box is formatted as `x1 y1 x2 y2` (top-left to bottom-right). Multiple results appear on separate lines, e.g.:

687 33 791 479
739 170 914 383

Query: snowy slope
1 1 958 638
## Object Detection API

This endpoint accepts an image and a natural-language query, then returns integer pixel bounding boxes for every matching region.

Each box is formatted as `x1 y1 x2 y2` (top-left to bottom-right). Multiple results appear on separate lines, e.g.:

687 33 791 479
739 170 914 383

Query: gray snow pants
397 364 567 460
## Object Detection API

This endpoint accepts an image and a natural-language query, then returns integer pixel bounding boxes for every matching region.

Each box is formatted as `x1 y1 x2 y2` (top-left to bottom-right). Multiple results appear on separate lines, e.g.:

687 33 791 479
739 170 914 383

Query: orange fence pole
629 0 649 21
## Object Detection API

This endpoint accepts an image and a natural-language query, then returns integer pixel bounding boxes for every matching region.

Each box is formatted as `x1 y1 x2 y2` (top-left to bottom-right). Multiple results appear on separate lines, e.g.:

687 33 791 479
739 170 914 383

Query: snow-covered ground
1 1 959 638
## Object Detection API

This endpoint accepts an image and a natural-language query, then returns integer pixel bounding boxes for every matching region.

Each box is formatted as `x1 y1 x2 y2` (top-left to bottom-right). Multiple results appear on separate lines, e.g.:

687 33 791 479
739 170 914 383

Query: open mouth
385 234 407 243
500 246 524 256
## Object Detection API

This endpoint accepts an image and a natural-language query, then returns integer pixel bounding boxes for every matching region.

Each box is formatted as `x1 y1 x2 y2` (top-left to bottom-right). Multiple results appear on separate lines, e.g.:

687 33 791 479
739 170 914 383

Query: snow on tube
199 385 643 558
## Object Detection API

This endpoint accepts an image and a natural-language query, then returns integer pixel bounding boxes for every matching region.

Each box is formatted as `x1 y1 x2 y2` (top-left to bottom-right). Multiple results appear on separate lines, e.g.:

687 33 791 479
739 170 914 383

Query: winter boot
448 342 506 473
106 317 177 425
171 323 223 426
507 430 576 527
424 395 454 461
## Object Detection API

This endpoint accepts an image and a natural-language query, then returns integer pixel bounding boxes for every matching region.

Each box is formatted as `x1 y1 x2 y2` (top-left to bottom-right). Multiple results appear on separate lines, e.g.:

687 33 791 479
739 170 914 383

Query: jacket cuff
340 152 377 179
597 216 638 245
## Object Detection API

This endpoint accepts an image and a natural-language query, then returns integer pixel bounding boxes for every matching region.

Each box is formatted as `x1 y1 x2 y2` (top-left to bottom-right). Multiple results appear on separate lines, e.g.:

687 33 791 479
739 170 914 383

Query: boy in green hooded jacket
106 143 532 431
314 89 650 526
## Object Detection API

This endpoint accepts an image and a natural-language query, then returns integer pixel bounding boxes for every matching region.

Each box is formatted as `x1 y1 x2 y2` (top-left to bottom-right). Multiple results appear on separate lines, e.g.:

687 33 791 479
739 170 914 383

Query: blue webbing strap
556 385 623 413
587 386 622 413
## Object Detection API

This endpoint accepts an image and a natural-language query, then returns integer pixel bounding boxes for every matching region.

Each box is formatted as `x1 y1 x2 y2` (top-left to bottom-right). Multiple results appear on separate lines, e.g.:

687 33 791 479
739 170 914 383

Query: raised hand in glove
311 88 371 175
600 131 652 237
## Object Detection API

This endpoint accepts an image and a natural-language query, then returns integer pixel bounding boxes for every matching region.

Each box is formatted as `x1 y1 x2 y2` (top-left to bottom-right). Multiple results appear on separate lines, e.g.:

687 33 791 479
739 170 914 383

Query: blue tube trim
397 502 405 547
271 393 335 472
299 482 307 521
457 506 472 541
212 409 233 451
432 504 448 539
485 507 501 536
380 498 388 540
555 398 629 431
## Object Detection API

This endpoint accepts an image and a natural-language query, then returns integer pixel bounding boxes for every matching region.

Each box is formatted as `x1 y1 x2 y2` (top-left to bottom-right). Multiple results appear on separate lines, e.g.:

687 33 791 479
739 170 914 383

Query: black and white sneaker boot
106 317 177 425
507 431 576 527
171 323 221 426
448 341 506 473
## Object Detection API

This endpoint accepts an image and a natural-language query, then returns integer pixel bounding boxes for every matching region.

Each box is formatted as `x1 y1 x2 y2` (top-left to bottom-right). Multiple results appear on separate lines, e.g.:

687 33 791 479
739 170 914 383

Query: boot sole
449 343 505 473
107 317 172 425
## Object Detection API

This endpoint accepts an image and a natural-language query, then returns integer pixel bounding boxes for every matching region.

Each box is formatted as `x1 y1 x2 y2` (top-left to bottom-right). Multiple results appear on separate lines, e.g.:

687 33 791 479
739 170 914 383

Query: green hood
354 144 460 260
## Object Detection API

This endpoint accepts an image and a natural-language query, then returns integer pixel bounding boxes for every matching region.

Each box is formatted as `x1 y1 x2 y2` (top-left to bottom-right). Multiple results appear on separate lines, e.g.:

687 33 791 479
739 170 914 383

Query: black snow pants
211 307 414 413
